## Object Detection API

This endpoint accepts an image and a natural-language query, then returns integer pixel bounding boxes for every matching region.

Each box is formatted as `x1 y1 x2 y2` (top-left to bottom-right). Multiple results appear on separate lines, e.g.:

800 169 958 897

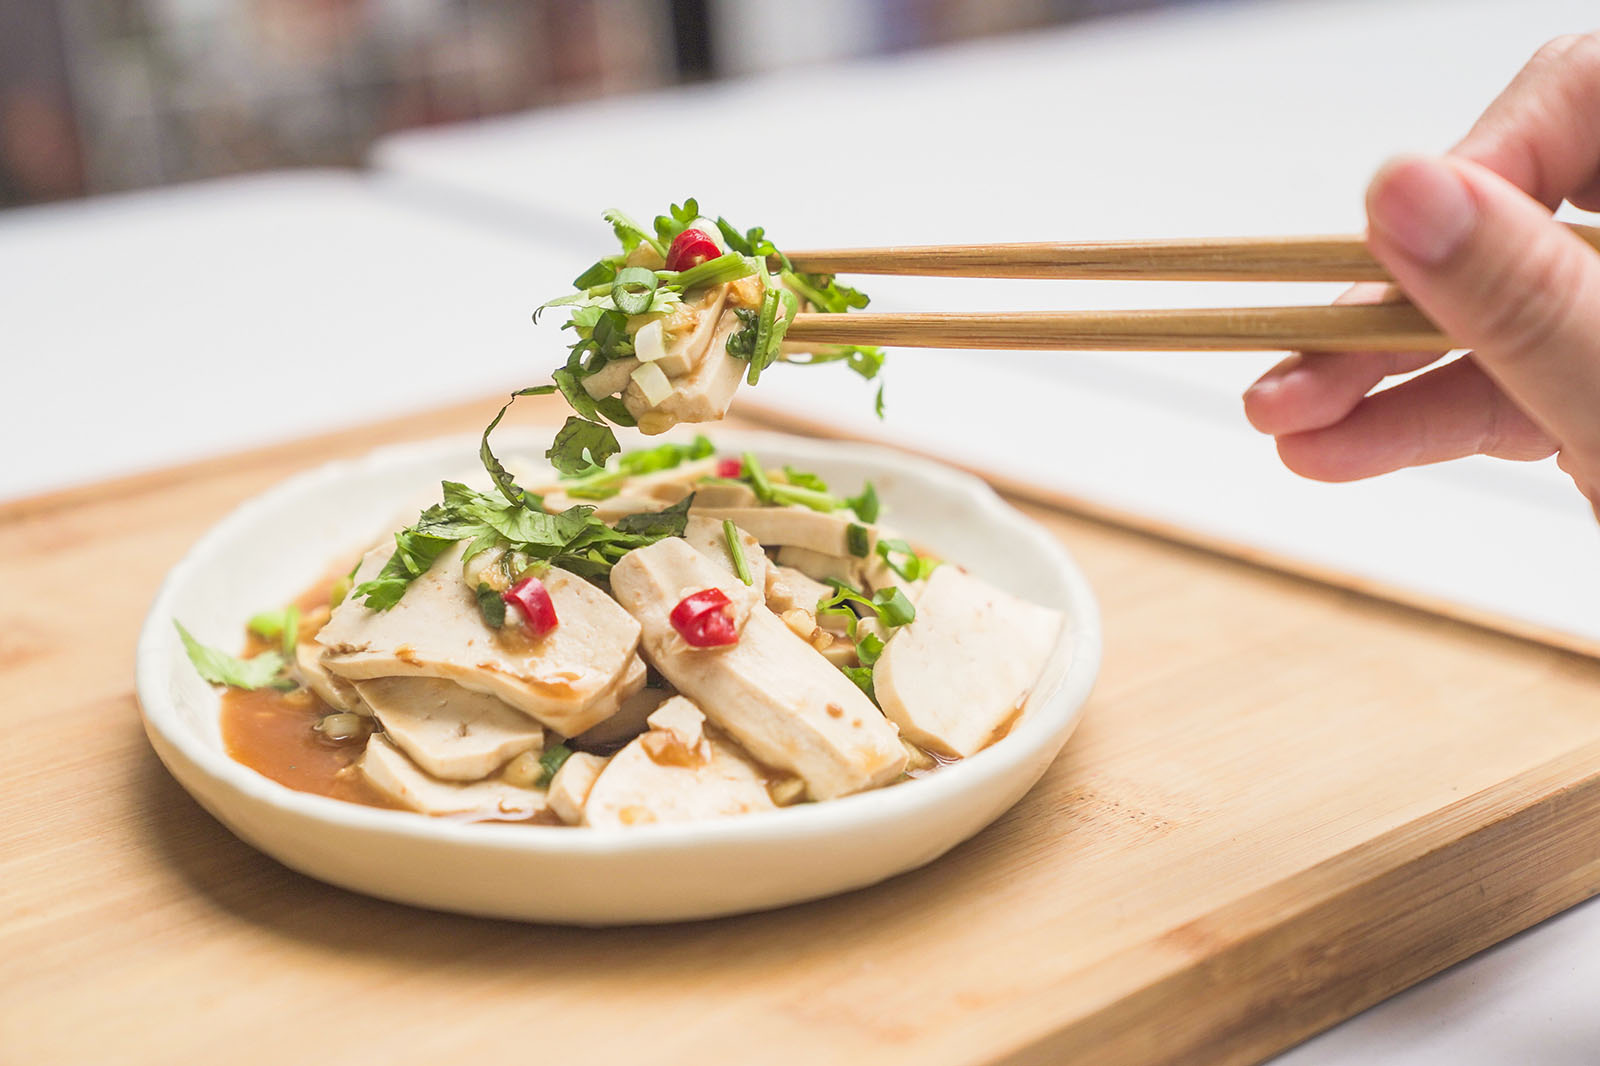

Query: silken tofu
873 567 1063 757
317 540 641 736
610 538 906 800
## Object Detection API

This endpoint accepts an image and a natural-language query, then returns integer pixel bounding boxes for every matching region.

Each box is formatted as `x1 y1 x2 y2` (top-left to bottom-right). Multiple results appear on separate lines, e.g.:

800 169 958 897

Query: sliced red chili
716 456 743 479
670 587 739 647
503 576 558 636
665 228 721 272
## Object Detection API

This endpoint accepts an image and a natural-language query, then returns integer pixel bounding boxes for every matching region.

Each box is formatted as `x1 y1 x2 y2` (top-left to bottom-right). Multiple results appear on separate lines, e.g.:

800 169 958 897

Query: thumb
1366 155 1600 486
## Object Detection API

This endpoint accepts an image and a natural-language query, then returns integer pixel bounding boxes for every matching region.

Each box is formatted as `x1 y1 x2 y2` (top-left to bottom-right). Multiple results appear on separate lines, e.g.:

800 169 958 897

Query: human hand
1242 34 1600 510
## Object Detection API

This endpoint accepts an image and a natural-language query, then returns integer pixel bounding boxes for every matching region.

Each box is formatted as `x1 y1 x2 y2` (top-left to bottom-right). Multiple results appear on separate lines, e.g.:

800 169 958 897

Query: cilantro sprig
175 621 295 691
352 478 694 610
815 579 918 703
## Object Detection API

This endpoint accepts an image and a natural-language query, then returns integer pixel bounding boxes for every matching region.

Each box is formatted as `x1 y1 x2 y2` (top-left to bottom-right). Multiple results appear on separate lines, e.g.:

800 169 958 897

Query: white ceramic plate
136 429 1101 924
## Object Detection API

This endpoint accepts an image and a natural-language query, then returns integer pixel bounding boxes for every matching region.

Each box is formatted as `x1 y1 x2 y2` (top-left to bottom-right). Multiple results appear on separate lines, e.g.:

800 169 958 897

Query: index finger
1451 32 1600 208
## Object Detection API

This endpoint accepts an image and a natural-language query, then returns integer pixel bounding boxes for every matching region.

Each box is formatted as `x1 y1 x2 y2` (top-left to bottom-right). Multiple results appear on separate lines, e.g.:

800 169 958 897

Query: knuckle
1473 235 1590 363
1535 34 1583 64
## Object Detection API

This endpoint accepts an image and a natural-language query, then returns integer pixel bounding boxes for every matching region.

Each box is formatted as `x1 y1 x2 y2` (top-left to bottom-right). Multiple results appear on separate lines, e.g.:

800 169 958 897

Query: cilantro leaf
604 209 660 256
354 526 461 610
175 620 291 691
781 270 870 314
841 665 876 701
482 386 555 508
845 481 880 523
782 466 829 493
614 494 693 537
877 538 939 582
546 416 620 477
652 198 700 248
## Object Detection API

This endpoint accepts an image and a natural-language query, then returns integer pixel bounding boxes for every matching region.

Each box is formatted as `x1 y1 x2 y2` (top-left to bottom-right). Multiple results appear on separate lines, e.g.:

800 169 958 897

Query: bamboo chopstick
784 302 1451 352
784 224 1600 281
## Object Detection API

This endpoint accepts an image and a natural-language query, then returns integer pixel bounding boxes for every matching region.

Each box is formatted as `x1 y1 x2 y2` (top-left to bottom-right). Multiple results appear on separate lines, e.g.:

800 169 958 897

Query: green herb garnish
724 519 753 586
846 523 870 558
845 481 879 523
539 743 574 786
247 605 300 657
475 583 507 629
175 620 293 691
877 538 939 582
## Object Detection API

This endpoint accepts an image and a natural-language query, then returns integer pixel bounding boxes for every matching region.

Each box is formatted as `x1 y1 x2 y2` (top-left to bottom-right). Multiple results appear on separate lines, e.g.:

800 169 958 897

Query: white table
368 0 1600 1061
0 170 573 500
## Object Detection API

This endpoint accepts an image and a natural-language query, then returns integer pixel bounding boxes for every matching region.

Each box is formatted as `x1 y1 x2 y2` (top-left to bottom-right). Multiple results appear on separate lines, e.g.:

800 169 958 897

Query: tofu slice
580 357 640 401
583 698 777 828
777 544 866 589
357 734 548 819
318 542 641 736
694 506 876 559
292 641 368 715
689 480 760 509
539 491 669 523
572 681 670 750
874 567 1064 758
547 751 609 825
652 285 729 378
610 539 906 799
646 695 705 745
353 676 543 782
683 515 771 590
626 308 748 434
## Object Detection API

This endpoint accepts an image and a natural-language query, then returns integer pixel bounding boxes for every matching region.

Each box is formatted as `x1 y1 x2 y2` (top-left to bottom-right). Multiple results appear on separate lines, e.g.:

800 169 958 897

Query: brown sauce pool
220 575 400 812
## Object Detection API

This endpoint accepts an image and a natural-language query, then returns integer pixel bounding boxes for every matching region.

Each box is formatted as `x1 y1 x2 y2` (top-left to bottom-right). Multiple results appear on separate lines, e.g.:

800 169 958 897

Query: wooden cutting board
6 392 1600 1066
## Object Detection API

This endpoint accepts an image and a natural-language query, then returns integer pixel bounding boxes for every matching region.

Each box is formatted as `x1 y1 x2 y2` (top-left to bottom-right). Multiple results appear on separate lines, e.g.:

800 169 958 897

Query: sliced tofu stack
610 538 907 799
581 696 777 827
873 567 1064 758
292 640 368 715
358 734 548 819
626 304 748 435
353 676 544 781
317 540 642 736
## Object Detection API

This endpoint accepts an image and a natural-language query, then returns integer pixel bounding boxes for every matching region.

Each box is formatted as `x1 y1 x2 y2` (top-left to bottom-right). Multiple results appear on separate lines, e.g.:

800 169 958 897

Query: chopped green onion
846 523 870 558
742 452 775 504
723 520 753 586
248 605 300 656
539 743 574 786
663 252 756 292
611 266 659 315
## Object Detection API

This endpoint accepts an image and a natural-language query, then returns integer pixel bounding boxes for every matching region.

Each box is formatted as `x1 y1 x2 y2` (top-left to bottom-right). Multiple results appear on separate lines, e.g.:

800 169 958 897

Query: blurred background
0 0 1203 207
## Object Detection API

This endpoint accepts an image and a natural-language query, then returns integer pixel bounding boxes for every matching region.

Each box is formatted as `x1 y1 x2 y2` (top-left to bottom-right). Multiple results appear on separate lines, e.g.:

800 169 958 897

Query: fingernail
1368 156 1477 265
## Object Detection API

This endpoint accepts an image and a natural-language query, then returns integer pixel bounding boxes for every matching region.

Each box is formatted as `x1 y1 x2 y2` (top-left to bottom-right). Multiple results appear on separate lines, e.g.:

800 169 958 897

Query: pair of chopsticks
780 225 1600 352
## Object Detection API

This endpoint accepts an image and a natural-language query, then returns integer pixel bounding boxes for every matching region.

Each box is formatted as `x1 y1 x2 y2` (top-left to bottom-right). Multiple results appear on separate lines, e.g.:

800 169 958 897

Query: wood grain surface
5 392 1600 1066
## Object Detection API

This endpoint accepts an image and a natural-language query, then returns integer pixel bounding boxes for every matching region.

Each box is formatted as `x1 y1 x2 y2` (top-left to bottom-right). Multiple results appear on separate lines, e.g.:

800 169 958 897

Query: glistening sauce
220 576 398 812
